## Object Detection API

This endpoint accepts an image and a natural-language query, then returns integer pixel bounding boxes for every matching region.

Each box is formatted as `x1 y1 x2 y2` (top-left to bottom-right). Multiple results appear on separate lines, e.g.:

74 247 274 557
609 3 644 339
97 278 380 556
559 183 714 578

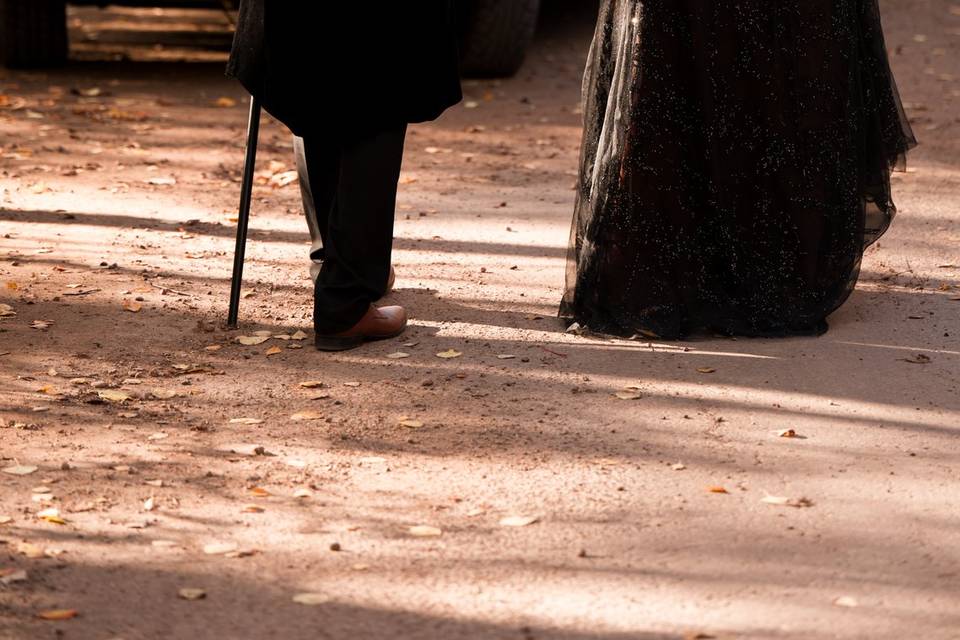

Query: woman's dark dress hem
561 0 917 340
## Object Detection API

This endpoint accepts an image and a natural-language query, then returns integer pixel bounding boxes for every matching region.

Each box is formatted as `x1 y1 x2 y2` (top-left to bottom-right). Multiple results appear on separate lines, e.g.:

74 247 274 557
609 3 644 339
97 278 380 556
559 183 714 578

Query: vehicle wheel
459 0 540 77
0 0 68 68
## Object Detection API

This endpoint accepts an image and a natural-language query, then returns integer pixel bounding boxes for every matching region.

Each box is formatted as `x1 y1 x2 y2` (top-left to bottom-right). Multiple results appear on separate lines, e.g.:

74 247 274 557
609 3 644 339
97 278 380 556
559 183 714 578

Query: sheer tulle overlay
561 0 917 338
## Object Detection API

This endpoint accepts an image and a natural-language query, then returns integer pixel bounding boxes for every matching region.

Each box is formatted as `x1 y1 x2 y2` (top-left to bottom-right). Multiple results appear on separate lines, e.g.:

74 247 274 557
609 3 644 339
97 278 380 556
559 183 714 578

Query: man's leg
309 124 407 336
294 135 337 284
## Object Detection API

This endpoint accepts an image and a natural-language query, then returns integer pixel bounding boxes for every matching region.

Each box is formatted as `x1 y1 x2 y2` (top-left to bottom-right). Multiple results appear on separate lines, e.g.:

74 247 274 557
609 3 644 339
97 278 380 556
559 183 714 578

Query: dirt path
1 3 958 639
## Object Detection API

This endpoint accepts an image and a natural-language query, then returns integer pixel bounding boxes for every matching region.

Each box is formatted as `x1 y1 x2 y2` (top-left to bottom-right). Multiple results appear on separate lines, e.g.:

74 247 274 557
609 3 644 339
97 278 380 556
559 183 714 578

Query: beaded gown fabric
561 0 917 338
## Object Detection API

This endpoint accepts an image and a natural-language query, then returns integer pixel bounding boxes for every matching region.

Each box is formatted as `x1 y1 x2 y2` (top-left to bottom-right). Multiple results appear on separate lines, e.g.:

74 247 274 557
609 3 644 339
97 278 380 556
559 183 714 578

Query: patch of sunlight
837 341 960 357
336 348 956 432
405 319 779 359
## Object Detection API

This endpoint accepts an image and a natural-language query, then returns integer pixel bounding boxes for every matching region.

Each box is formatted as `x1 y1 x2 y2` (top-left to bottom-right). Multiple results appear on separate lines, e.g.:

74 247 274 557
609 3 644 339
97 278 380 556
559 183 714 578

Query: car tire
459 0 540 77
0 0 68 68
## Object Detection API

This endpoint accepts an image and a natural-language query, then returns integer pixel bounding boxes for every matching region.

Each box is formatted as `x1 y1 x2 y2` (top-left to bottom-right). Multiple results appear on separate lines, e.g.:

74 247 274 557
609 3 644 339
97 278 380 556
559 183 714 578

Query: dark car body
1 0 541 76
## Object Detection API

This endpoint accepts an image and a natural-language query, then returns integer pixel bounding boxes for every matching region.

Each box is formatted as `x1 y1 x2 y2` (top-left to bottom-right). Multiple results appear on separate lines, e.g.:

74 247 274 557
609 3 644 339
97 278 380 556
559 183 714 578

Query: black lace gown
561 0 917 339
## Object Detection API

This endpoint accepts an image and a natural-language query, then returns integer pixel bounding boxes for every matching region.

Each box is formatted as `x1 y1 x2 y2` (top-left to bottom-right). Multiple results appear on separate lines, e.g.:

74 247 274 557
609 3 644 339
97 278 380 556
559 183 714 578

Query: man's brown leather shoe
314 304 407 351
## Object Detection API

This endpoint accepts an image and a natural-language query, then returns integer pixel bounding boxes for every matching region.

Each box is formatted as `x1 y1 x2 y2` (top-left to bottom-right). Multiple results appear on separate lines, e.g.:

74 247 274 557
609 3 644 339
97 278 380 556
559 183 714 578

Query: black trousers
293 125 407 334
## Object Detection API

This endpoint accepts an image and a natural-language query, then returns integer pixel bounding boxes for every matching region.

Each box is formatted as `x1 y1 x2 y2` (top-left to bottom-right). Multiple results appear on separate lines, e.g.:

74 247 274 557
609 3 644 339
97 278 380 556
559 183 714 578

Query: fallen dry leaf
496 354 517 360
202 542 238 555
36 609 78 621
777 429 798 438
761 495 814 508
708 486 729 494
151 389 178 400
37 508 67 525
672 463 687 471
0 516 12 525
0 568 28 585
152 540 178 549
17 542 46 558
122 299 142 313
242 504 264 514
591 458 621 467
408 525 442 537
399 418 425 429
291 411 323 422
0 303 15 317
249 487 271 498
298 381 325 389
696 367 717 374
237 335 270 346
386 352 411 359
614 390 643 400
178 588 207 600
268 170 298 188
833 596 859 608
97 390 131 403
293 488 312 499
30 320 53 331
3 465 38 476
143 497 156 512
229 418 263 425
499 515 539 527
265 346 283 356
291 330 308 341
293 592 331 606
436 349 462 359
214 96 236 108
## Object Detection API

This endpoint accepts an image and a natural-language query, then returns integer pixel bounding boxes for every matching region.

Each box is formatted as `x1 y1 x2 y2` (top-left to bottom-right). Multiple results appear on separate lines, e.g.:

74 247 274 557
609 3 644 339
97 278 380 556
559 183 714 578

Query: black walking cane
227 96 262 329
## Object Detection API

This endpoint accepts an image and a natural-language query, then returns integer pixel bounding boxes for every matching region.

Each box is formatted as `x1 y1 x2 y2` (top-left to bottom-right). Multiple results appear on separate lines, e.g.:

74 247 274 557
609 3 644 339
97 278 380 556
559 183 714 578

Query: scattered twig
539 346 568 358
146 280 191 297
62 288 101 297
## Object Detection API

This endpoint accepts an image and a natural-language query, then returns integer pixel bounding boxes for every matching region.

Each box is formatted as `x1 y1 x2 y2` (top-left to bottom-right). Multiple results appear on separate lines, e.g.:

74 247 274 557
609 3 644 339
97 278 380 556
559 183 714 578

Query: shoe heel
314 334 366 352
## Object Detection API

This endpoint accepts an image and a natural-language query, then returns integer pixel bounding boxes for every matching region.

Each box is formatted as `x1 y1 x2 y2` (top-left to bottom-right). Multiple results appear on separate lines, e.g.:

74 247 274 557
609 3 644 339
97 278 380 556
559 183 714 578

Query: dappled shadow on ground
2 488 956 639
0 559 790 640
2 268 957 466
